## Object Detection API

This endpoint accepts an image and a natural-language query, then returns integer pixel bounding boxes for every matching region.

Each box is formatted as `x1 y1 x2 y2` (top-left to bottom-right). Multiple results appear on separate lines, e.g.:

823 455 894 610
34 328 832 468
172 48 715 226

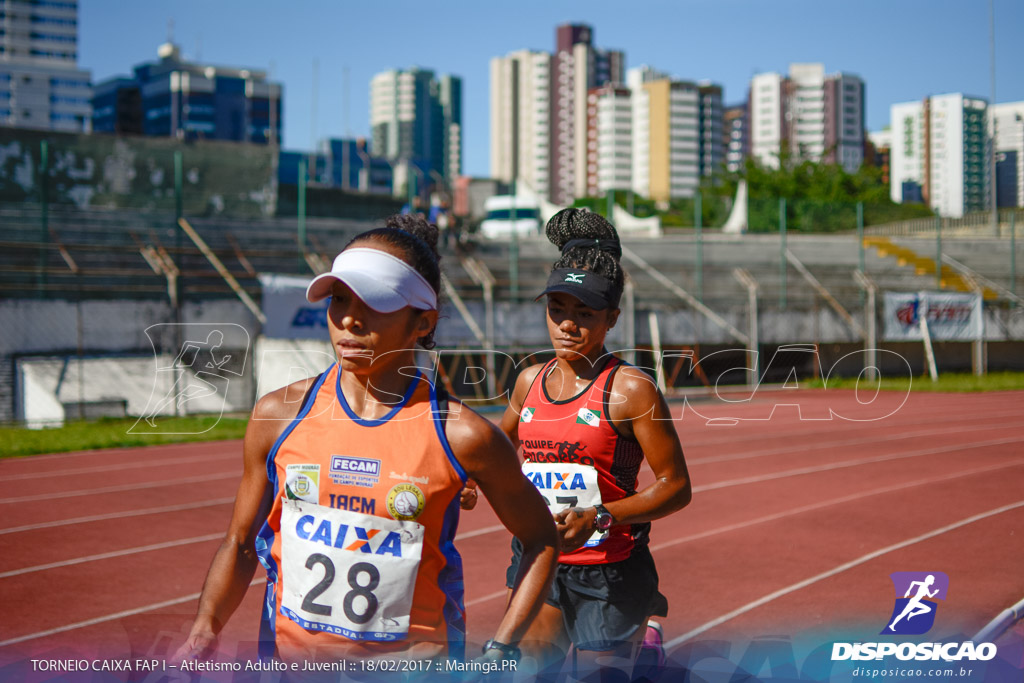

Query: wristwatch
593 504 614 532
482 638 521 661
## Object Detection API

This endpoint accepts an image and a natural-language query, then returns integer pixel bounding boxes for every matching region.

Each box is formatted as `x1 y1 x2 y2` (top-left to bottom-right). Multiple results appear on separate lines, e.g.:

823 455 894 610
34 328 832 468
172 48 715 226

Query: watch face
595 512 612 531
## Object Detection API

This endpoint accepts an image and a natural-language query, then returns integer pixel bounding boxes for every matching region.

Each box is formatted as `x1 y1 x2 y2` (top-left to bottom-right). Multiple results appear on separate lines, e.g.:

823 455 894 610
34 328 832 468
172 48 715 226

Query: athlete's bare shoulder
607 362 665 423
516 362 547 391
251 375 321 423
243 374 323 461
611 363 661 399
444 402 519 477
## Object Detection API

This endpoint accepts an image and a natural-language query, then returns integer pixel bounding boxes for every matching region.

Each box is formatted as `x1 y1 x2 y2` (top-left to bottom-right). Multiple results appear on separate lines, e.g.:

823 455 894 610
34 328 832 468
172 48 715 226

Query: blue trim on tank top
430 379 468 484
335 366 422 426
256 365 331 658
264 366 332 484
438 489 466 661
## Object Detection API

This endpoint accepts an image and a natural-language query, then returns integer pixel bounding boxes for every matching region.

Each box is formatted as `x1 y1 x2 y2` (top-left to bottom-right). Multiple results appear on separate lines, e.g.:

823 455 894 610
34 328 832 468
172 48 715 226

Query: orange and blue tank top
255 364 467 662
518 356 647 565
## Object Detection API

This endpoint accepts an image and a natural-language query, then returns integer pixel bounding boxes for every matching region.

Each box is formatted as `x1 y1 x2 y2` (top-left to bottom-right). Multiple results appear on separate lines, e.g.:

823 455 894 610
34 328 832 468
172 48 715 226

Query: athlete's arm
447 408 559 648
497 363 545 448
175 378 315 660
556 366 691 552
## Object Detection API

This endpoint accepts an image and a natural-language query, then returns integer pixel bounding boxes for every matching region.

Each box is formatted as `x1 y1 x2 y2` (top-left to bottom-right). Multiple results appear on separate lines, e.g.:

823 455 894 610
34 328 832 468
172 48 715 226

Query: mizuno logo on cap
564 273 585 283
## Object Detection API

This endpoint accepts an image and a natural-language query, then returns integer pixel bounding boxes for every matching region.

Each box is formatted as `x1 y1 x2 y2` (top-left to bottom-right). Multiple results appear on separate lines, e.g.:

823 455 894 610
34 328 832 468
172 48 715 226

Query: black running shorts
506 538 669 651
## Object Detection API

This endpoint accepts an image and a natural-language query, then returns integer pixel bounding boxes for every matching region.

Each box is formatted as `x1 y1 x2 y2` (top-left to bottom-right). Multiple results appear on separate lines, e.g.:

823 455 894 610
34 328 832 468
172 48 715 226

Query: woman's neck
556 346 609 381
337 351 420 419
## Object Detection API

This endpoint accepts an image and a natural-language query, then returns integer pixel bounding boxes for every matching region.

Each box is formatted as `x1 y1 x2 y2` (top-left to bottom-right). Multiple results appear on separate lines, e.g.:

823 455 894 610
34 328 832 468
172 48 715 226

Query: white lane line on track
0 522 508 582
456 524 504 541
8 440 243 464
418 459 1024 609
0 471 240 505
3 461 1021 646
0 498 236 535
652 458 1024 552
687 421 1024 466
0 452 237 482
677 407 1024 449
693 435 1024 493
0 534 225 579
0 578 263 649
662 499 1024 648
467 590 508 607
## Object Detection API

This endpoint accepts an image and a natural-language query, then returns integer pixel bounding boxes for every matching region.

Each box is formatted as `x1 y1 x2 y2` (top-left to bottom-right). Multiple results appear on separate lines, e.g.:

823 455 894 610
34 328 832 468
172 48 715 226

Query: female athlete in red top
500 208 692 681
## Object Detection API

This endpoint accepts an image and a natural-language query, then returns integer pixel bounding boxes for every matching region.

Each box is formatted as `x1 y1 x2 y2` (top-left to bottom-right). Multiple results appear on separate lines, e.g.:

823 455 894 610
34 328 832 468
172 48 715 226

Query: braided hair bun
544 208 625 299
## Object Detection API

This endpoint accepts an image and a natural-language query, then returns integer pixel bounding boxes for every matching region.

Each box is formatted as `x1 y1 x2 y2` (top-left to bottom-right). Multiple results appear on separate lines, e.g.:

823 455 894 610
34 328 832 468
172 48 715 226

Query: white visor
305 247 438 312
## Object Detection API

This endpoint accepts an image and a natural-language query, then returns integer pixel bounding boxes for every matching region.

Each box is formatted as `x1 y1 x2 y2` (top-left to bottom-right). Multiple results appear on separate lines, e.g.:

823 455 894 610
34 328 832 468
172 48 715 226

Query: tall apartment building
749 64 864 172
92 43 282 144
0 0 90 131
490 24 621 204
582 65 724 202
698 83 723 178
550 23 623 204
992 102 1024 208
490 49 551 199
370 67 462 183
585 84 632 196
890 94 989 218
624 66 702 202
723 103 748 173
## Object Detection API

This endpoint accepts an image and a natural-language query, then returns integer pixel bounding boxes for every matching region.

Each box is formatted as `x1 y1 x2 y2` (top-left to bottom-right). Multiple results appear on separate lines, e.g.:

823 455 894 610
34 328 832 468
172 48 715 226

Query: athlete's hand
171 627 218 664
460 479 479 510
553 506 596 553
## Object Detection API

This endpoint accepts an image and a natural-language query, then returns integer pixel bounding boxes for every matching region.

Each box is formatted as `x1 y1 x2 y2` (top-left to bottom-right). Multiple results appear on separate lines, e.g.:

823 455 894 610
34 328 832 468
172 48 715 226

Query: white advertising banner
259 273 329 340
882 291 983 341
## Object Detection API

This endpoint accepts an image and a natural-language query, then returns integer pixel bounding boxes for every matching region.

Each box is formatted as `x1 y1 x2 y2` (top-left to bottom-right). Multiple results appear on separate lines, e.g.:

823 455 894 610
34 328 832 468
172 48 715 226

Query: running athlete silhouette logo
881 571 949 635
131 323 249 434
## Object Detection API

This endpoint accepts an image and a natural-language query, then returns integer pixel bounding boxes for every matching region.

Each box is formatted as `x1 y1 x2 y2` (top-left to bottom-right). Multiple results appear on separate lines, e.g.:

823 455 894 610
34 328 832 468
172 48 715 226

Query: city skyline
79 0 1023 178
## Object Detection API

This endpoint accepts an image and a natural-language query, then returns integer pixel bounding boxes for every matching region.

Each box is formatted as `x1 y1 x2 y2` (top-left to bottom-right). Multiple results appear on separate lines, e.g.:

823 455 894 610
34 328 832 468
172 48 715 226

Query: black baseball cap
536 267 620 310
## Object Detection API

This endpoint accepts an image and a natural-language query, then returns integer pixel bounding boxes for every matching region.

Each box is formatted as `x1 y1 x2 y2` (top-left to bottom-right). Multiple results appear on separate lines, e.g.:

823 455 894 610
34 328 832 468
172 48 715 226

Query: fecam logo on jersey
881 571 949 635
330 455 382 488
520 407 535 423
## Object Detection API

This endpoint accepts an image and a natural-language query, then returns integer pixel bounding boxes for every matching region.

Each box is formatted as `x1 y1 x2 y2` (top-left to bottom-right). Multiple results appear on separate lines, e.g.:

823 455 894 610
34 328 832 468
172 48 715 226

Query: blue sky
80 0 1023 177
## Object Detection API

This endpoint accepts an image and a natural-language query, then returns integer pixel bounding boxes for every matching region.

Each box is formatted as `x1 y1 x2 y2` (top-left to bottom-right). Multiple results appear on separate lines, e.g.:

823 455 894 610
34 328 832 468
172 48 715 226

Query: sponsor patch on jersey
329 455 382 488
576 407 601 427
520 406 535 423
285 464 320 502
386 483 426 521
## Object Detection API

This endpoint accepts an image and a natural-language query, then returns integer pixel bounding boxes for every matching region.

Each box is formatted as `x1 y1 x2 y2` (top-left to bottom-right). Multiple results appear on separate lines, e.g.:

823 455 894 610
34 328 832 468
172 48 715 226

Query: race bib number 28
280 500 424 641
522 462 607 547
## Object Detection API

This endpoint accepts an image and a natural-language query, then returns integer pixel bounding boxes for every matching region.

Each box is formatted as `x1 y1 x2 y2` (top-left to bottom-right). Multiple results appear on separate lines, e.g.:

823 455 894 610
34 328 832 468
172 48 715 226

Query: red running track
1 389 1023 680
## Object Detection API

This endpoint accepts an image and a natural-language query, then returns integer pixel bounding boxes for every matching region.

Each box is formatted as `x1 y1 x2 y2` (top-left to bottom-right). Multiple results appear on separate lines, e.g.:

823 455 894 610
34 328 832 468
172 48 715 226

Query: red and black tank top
517 356 647 565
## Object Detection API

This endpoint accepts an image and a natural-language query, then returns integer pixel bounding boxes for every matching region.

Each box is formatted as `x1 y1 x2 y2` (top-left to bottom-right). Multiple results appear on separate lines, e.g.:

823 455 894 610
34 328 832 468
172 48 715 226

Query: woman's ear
606 307 621 330
416 309 439 339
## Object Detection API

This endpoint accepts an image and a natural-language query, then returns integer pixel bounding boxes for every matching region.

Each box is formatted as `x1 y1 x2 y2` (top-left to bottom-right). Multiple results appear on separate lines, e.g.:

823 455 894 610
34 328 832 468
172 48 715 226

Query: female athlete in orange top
500 208 692 681
176 214 557 665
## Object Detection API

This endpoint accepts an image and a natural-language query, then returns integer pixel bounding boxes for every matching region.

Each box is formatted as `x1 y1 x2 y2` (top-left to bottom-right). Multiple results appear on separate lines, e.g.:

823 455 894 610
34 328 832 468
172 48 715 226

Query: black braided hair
544 208 625 304
344 214 441 349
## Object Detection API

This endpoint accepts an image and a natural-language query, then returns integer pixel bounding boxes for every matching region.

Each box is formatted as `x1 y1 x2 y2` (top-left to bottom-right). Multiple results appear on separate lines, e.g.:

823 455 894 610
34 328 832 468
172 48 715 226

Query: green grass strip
806 371 1024 393
0 415 248 459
